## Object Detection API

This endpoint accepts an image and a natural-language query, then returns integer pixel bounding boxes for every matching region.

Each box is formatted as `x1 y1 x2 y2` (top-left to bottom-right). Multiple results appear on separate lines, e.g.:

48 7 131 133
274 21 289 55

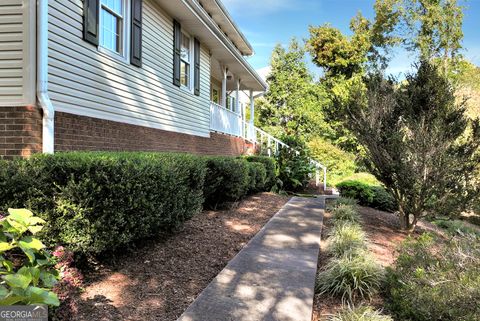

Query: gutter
212 0 254 56
37 0 54 154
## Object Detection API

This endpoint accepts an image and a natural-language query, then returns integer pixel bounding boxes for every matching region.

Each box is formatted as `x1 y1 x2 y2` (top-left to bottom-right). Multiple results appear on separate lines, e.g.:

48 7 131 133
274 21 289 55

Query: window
211 88 219 104
100 0 128 57
180 33 192 88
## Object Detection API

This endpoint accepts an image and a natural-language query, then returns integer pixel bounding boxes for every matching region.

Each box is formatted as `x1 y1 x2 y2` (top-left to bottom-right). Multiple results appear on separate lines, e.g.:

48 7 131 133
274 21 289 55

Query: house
0 0 267 158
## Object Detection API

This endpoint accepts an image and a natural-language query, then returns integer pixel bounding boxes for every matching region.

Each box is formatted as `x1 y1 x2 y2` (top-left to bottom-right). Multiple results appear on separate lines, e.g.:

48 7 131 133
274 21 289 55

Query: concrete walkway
177 197 325 321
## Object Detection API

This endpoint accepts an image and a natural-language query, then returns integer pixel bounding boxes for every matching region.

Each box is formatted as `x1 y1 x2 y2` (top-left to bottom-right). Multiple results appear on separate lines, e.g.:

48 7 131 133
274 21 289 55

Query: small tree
345 62 480 231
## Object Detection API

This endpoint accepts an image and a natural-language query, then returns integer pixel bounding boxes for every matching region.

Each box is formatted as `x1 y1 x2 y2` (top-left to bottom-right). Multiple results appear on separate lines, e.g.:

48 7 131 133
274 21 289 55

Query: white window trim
98 0 131 64
180 31 195 94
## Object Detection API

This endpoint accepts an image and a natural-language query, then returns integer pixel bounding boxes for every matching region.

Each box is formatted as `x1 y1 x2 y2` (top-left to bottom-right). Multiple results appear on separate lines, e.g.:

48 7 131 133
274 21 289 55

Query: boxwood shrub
246 162 267 193
202 156 251 208
0 152 276 254
244 156 276 191
0 152 207 254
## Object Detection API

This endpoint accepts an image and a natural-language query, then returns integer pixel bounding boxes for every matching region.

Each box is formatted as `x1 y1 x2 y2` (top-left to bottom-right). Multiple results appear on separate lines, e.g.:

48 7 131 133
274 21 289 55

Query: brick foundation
0 106 43 159
55 112 251 156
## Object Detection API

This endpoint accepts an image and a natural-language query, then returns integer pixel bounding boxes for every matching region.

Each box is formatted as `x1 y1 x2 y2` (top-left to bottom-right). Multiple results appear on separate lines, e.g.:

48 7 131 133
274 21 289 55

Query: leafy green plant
330 305 393 321
385 233 480 321
0 209 59 306
274 135 314 192
316 249 384 303
332 205 361 224
329 222 367 257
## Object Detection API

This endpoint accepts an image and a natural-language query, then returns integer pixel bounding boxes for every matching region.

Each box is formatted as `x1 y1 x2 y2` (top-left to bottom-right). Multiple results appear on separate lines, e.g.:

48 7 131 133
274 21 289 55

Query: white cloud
221 0 296 15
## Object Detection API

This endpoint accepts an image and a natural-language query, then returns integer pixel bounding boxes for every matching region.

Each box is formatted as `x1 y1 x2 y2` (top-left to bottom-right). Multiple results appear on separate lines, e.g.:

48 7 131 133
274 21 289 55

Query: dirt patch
312 204 445 321
71 193 290 321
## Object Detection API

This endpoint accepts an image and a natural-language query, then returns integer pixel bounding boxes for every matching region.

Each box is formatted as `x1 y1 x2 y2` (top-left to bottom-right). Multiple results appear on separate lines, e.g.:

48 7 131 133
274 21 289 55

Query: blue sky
222 0 480 77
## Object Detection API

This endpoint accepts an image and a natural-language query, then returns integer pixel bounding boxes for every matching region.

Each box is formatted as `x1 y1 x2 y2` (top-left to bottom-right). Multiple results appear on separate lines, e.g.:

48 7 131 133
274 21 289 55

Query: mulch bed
71 192 290 321
311 204 445 321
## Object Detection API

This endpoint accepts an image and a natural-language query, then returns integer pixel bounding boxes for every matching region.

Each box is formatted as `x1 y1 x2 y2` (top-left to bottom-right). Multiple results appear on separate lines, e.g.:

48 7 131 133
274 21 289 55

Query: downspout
37 0 54 154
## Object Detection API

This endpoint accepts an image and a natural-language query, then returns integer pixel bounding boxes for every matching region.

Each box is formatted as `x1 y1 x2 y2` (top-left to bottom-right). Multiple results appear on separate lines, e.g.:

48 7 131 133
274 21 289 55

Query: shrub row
336 180 397 212
0 152 275 254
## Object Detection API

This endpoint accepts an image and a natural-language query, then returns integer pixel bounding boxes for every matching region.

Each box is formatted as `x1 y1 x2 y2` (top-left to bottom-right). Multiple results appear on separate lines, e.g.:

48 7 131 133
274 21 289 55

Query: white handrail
242 121 328 191
209 103 328 191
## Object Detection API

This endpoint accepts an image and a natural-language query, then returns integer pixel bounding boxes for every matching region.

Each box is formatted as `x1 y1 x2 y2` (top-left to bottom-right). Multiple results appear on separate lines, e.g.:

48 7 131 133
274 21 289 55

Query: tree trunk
398 207 417 232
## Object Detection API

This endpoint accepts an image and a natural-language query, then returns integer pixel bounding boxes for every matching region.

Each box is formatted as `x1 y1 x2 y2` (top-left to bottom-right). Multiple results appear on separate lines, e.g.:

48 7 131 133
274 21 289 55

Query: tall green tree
400 0 464 72
345 63 480 231
257 39 329 139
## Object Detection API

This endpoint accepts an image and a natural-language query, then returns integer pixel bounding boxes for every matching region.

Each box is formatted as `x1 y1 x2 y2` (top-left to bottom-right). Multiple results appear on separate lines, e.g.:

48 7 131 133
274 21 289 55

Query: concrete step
177 197 325 321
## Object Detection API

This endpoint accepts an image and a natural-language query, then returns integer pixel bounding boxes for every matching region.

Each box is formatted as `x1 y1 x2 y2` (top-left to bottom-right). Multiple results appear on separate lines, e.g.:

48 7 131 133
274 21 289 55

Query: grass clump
332 205 361 224
329 222 367 257
330 306 393 321
316 249 384 303
328 197 358 211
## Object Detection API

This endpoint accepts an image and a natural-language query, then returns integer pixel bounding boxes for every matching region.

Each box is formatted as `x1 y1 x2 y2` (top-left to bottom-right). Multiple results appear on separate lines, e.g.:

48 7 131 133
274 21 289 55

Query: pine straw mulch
311 203 446 321
71 192 290 321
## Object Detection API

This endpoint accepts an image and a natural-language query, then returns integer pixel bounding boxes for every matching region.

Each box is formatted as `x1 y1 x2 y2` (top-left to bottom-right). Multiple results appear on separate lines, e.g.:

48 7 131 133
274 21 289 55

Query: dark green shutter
130 0 143 67
194 38 201 96
173 20 182 87
83 0 100 46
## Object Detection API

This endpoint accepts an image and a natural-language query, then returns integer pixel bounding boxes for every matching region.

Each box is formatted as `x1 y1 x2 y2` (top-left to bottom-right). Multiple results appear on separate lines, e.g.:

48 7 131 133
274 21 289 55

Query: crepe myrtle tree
343 62 480 231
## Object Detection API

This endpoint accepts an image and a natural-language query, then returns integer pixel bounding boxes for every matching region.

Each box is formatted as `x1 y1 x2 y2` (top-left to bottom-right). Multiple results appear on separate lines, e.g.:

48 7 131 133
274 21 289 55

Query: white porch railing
243 121 328 191
210 102 243 137
210 101 328 190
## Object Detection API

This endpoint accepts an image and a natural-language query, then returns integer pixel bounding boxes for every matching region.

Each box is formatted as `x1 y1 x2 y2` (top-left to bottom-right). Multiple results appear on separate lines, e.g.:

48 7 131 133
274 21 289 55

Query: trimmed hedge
203 157 250 208
247 162 267 193
336 180 397 212
0 152 206 254
244 156 276 191
0 152 275 254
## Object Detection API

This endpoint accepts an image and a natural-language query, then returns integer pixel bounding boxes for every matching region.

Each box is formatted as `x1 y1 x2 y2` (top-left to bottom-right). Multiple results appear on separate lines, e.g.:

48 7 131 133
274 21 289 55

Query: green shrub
246 162 267 193
0 209 60 306
203 156 250 207
329 222 367 257
316 249 384 303
330 306 393 321
308 138 357 186
385 233 480 321
433 219 480 237
245 156 276 191
336 173 381 186
336 180 396 212
275 135 314 192
0 152 207 254
332 205 361 224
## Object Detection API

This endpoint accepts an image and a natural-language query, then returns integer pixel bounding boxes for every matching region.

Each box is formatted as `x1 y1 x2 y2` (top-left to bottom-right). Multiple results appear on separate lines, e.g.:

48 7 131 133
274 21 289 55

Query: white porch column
235 79 240 114
249 90 255 124
221 66 228 108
